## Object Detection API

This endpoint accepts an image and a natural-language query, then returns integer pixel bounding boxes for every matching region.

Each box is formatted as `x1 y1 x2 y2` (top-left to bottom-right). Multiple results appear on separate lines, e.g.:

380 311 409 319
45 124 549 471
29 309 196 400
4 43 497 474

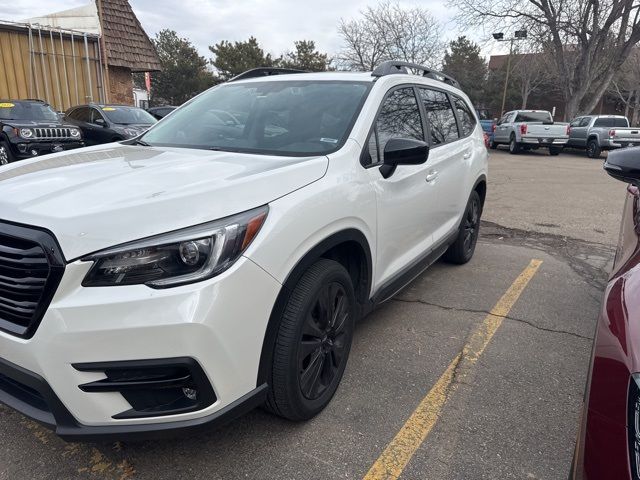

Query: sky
2 0 507 60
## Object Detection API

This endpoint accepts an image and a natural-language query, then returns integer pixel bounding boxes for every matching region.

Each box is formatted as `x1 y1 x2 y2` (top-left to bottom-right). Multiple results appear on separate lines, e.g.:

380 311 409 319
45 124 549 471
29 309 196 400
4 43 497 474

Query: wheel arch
256 228 373 386
473 175 487 207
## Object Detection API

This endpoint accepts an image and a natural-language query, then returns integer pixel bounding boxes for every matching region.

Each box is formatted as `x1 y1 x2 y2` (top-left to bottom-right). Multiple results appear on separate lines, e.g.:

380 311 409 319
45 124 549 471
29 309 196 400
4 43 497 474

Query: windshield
140 80 372 156
0 101 59 122
514 111 553 123
101 106 157 125
594 117 629 128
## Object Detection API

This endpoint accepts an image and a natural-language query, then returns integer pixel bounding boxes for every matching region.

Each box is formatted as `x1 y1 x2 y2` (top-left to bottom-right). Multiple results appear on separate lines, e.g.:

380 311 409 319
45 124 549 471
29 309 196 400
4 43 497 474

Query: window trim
449 93 478 140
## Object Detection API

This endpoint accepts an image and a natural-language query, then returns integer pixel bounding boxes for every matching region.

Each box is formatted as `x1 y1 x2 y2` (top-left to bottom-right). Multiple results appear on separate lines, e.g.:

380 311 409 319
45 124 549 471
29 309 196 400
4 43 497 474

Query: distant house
0 0 161 110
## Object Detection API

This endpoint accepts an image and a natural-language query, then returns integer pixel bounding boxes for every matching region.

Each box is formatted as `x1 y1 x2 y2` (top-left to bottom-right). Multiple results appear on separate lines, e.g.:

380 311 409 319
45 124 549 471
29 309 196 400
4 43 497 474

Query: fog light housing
17 143 27 153
74 358 216 419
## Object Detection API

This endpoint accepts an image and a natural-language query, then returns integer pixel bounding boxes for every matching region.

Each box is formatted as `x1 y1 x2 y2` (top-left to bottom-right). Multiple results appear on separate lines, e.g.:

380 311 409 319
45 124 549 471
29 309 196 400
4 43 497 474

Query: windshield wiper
131 139 151 146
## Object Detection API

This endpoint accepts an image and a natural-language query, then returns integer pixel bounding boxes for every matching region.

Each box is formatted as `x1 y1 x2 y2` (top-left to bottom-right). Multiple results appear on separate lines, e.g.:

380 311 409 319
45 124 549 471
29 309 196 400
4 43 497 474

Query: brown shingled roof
97 0 161 72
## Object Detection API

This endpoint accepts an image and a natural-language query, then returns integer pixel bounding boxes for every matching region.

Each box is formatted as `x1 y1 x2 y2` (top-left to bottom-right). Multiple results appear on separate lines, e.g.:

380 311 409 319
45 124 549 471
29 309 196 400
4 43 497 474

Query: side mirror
95 118 106 127
380 138 429 179
604 147 640 185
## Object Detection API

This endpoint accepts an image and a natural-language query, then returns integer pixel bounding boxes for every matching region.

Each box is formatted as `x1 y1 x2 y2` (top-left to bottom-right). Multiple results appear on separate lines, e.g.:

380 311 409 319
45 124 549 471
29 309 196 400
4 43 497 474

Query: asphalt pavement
0 148 617 480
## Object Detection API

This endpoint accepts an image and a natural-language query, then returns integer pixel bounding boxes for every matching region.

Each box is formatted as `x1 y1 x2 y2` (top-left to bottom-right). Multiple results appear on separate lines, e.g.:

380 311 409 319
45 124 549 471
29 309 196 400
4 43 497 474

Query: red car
572 147 640 479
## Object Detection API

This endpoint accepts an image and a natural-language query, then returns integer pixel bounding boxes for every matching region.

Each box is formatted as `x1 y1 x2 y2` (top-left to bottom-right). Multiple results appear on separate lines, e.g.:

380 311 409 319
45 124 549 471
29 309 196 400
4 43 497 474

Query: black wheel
489 137 498 150
444 190 483 264
587 139 601 158
0 142 15 166
508 135 521 154
549 146 562 156
266 258 355 421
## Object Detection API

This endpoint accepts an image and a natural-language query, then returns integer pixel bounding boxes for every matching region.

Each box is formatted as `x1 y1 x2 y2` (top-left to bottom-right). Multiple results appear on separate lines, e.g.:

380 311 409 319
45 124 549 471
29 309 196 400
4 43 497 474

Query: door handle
425 171 439 182
463 151 471 159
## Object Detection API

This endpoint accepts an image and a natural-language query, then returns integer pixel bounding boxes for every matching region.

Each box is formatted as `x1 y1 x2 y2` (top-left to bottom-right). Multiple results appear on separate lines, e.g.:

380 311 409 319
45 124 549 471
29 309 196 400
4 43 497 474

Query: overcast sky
2 1 505 59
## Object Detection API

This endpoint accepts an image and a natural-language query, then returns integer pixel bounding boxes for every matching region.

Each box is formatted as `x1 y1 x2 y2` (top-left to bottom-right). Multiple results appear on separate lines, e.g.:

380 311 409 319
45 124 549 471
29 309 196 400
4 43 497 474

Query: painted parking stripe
363 259 543 480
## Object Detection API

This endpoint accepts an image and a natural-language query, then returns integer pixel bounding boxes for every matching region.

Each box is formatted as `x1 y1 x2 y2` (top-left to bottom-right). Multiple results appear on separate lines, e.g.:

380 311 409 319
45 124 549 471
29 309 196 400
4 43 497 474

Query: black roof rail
371 61 460 88
229 67 307 82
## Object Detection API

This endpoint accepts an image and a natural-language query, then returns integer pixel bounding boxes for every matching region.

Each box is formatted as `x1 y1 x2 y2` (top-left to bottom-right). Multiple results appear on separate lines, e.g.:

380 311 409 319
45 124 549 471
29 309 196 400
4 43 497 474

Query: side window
452 96 476 137
579 117 591 127
363 87 424 166
418 88 459 145
569 118 582 128
76 108 91 123
90 109 105 125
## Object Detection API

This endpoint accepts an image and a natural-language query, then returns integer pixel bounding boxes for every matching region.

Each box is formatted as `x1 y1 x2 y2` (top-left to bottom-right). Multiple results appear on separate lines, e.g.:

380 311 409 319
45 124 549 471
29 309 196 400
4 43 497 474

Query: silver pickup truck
567 115 640 158
490 110 569 155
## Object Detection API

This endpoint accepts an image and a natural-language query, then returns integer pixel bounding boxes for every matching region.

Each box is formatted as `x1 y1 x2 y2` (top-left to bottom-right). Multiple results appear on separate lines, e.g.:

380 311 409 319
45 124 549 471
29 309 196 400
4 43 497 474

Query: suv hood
0 144 328 260
6 120 75 129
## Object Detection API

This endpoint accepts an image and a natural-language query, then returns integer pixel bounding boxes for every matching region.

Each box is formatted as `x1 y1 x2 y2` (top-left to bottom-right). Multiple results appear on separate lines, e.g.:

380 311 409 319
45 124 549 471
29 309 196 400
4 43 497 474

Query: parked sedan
65 104 156 145
572 146 640 479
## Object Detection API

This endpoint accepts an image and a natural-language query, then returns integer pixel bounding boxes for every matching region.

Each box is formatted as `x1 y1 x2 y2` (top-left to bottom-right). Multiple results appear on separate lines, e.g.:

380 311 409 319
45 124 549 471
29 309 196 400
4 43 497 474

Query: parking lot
0 148 624 480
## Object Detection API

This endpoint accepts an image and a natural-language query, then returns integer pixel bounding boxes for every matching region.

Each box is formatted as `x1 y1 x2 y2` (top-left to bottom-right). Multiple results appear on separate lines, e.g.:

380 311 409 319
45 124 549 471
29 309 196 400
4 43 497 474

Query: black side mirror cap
604 147 640 185
380 138 429 179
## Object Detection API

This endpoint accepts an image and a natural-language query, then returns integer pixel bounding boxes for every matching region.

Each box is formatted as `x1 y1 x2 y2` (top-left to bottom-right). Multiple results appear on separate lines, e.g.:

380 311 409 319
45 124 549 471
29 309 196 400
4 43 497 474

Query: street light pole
500 39 514 116
493 30 527 116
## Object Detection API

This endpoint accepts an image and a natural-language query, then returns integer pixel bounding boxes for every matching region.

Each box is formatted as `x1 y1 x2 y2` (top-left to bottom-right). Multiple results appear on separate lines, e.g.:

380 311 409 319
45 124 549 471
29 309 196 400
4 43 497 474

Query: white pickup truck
567 115 640 158
490 110 569 155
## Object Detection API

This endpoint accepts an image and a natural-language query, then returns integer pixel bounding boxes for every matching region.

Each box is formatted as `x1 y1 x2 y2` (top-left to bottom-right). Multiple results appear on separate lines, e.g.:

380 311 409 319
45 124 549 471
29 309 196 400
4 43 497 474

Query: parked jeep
0 99 84 165
567 115 640 158
491 109 569 155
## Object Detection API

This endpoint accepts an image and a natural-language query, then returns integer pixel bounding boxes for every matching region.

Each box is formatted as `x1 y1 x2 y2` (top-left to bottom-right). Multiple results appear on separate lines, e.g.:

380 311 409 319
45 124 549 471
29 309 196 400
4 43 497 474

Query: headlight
69 128 81 138
19 128 33 138
122 128 140 138
82 206 268 288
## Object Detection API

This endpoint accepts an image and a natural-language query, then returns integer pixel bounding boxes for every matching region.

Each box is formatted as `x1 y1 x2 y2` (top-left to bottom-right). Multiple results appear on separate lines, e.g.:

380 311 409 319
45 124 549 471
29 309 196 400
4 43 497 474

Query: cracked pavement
0 149 618 479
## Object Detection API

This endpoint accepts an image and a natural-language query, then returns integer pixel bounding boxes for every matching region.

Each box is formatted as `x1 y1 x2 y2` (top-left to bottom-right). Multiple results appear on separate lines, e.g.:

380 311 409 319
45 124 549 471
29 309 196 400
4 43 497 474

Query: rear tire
587 139 601 159
549 146 562 156
265 258 355 421
508 135 521 154
489 137 498 150
0 142 15 166
444 190 483 265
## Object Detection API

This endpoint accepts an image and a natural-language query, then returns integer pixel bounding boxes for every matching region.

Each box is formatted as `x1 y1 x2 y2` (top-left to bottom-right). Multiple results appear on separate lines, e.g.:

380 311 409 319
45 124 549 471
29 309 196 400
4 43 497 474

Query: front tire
587 139 601 158
0 142 15 166
509 136 521 154
444 190 483 264
266 259 355 421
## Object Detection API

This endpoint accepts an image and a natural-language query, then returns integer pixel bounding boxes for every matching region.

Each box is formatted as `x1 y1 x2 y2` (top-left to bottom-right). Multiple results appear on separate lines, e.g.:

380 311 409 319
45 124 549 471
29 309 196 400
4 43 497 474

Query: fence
0 20 106 111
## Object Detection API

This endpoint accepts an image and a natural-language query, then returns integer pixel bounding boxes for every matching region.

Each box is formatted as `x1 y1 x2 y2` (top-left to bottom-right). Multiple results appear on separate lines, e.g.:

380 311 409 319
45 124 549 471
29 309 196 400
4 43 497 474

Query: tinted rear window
593 117 628 128
514 111 552 123
0 101 59 121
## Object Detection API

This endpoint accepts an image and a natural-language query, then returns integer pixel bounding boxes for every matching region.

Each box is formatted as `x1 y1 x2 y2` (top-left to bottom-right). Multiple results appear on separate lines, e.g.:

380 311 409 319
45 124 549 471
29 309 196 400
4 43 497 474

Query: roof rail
229 67 307 82
371 61 460 88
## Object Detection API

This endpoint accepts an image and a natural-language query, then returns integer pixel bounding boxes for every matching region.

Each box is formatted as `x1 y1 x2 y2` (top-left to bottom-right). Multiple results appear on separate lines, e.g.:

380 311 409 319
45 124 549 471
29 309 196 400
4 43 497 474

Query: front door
362 86 435 290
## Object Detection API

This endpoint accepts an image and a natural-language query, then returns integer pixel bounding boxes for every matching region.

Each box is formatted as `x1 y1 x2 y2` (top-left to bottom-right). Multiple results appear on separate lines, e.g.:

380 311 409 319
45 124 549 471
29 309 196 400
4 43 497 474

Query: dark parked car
572 146 640 479
146 106 176 120
65 104 157 146
0 99 84 165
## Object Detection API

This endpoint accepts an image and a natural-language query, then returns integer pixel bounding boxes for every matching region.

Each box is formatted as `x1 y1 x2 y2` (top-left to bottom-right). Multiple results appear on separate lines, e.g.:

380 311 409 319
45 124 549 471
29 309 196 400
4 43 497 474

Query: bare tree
337 1 444 71
511 50 553 108
609 49 640 124
453 0 640 119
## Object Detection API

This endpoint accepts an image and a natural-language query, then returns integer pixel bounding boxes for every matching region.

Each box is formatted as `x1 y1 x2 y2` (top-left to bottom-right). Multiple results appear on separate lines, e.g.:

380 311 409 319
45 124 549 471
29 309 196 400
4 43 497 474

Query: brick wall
108 66 134 105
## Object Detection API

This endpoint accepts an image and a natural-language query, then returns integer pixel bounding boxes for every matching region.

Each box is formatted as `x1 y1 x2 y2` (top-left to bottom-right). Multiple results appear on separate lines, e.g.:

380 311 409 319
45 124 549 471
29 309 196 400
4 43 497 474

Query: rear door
494 112 513 143
417 88 470 243
68 107 95 145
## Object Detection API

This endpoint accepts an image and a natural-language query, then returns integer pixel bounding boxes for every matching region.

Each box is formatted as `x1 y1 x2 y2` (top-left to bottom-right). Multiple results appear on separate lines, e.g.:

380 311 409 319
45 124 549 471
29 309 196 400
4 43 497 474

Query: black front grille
33 128 73 140
0 222 65 338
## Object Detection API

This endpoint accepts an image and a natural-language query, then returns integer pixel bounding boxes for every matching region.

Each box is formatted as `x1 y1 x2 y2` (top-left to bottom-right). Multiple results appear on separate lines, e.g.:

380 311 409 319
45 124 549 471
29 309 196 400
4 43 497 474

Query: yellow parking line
363 259 543 480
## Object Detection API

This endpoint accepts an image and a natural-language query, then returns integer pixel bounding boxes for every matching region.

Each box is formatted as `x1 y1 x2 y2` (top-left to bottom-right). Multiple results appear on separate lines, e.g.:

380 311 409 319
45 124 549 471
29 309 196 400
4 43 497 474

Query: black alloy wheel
587 140 601 159
444 190 483 264
266 258 355 420
298 281 350 400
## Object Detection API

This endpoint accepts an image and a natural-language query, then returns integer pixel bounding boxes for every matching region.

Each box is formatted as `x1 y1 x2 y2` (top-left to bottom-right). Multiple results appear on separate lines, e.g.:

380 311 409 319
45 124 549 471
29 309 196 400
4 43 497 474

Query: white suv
0 61 487 441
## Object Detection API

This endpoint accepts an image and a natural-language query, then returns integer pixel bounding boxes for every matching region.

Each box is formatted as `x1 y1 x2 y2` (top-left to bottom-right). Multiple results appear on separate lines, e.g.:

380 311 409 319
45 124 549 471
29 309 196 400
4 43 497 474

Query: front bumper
0 256 282 440
9 140 85 159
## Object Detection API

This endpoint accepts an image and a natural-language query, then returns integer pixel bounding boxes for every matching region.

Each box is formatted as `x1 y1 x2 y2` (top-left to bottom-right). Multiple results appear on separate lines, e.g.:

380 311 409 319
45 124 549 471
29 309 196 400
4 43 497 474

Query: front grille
0 222 65 338
33 128 73 140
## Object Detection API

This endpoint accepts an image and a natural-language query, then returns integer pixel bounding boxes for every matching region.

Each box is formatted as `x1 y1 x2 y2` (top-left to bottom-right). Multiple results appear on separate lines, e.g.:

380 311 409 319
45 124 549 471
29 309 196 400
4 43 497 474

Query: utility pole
492 30 527 115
